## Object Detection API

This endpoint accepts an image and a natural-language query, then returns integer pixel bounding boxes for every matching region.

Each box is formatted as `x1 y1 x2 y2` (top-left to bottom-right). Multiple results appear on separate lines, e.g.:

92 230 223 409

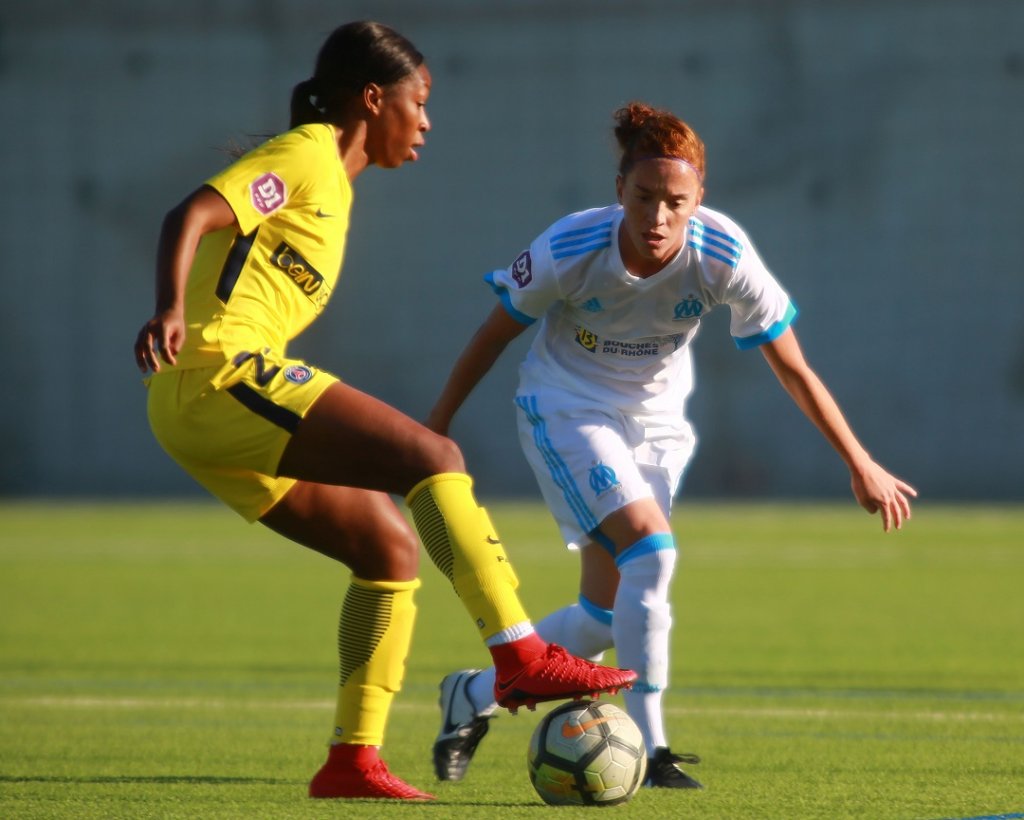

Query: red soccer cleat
309 743 435 801
493 643 637 714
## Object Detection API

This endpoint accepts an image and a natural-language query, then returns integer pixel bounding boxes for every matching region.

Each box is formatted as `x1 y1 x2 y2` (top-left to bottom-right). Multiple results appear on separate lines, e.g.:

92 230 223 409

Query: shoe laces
537 644 609 677
538 643 575 675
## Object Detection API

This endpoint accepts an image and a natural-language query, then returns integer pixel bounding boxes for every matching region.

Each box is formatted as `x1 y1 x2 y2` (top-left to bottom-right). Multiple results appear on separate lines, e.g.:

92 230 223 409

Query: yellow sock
330 576 419 746
406 472 530 640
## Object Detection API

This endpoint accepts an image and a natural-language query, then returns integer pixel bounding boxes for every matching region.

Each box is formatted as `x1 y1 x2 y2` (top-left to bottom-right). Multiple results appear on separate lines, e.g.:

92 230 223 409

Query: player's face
616 159 703 277
369 63 432 169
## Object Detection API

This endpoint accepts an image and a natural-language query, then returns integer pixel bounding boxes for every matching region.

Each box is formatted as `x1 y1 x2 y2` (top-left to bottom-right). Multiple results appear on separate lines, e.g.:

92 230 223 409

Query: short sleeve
205 128 320 236
484 233 563 325
722 228 798 350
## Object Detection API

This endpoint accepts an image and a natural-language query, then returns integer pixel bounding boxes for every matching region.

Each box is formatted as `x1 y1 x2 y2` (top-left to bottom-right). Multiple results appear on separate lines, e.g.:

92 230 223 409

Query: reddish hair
613 102 706 180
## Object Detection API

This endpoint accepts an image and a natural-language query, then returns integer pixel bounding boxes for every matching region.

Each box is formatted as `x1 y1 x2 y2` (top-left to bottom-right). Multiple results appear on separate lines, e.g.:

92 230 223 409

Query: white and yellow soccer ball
527 700 647 806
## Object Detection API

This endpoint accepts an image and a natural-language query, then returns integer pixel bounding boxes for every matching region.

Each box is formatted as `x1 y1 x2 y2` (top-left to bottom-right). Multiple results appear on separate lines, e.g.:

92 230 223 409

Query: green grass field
1 500 1022 819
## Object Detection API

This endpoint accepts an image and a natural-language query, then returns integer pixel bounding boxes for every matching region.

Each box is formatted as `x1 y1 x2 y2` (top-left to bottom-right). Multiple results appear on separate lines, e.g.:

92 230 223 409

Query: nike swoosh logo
485 536 501 544
561 716 612 738
315 208 334 218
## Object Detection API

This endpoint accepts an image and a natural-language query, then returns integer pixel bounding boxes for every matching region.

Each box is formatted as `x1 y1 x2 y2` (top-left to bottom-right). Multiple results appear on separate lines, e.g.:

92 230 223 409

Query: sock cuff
615 532 676 568
405 472 472 505
350 576 422 593
483 620 535 647
578 593 614 626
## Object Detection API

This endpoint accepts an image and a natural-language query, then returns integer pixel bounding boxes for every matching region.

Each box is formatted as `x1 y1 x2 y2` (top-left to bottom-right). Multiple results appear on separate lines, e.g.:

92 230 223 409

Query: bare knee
418 432 466 477
359 521 420 581
260 483 422 581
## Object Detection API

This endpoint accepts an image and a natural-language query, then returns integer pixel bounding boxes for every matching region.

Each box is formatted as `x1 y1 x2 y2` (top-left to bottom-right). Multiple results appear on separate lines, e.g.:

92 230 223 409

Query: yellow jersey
171 123 353 370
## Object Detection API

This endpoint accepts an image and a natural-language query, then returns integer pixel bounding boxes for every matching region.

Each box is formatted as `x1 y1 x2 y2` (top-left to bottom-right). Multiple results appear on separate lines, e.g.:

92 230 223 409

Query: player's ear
363 82 385 115
615 174 624 204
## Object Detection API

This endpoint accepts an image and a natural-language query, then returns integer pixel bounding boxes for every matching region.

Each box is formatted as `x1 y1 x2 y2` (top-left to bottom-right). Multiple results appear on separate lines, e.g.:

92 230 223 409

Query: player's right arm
426 304 529 435
134 186 238 374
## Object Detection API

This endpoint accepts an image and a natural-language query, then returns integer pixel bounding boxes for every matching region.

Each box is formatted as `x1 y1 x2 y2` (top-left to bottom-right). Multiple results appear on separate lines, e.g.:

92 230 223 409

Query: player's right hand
134 310 185 374
850 461 918 533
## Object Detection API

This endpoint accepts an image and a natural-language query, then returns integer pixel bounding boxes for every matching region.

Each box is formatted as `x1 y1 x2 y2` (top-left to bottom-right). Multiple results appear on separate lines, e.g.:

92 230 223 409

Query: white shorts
514 391 697 550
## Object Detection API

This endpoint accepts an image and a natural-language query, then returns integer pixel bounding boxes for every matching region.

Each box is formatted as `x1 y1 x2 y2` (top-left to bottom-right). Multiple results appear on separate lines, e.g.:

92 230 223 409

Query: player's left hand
850 461 918 532
134 308 185 374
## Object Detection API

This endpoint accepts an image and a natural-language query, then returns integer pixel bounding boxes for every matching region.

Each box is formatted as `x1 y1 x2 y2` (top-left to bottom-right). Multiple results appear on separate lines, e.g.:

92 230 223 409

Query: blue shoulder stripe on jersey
551 231 612 253
687 237 740 268
551 239 612 260
550 221 613 260
484 272 536 326
688 225 741 265
550 220 614 244
615 533 677 568
692 230 741 258
688 219 743 266
698 223 743 251
515 395 599 535
734 301 799 350
578 594 614 626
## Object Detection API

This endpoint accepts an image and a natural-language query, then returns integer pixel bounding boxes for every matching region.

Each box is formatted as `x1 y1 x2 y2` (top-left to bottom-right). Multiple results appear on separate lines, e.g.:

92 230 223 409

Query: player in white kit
428 102 917 789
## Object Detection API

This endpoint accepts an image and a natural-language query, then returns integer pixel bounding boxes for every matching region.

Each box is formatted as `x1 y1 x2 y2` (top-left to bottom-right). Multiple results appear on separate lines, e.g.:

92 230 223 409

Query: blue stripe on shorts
515 395 598 535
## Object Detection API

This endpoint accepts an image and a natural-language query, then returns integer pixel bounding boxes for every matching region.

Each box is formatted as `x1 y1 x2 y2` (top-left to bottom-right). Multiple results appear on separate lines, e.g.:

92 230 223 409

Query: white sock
466 596 614 715
483 620 534 647
612 534 677 754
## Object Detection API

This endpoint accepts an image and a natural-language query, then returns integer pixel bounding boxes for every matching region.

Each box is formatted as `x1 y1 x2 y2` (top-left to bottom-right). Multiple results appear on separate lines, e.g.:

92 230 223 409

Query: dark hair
614 102 706 180
290 21 424 129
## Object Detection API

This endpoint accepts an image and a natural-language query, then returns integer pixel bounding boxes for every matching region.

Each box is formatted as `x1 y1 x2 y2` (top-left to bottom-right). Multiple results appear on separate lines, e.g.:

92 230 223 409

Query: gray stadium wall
1 0 1022 501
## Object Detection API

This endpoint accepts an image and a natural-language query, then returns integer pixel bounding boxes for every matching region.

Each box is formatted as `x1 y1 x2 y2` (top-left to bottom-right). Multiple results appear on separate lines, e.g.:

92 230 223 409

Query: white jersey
487 204 797 420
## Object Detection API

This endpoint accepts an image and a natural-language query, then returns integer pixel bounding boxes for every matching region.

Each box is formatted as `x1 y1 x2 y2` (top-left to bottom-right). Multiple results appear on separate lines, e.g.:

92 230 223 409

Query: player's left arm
134 186 238 373
759 326 918 532
426 303 530 436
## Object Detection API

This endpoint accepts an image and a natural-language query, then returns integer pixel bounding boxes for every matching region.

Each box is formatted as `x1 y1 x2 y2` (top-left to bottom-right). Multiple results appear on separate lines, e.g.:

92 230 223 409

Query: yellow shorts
147 349 338 521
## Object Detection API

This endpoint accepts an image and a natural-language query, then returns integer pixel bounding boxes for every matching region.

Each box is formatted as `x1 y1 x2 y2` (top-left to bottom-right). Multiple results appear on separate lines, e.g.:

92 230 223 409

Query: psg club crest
283 365 313 384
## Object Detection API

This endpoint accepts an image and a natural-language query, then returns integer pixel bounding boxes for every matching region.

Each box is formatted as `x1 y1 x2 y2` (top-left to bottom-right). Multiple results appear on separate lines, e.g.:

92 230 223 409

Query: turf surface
1 500 1022 818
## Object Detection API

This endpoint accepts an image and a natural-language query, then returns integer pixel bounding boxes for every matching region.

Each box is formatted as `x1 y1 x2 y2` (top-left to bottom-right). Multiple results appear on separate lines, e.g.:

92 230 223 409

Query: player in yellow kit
133 20 634 802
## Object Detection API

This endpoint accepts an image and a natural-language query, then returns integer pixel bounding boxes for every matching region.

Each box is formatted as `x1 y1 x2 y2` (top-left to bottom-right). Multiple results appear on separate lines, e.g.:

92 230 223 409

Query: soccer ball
527 700 647 806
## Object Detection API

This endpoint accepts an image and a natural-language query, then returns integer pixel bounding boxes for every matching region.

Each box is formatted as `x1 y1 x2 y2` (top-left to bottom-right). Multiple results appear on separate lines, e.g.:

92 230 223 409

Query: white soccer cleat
433 669 496 781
